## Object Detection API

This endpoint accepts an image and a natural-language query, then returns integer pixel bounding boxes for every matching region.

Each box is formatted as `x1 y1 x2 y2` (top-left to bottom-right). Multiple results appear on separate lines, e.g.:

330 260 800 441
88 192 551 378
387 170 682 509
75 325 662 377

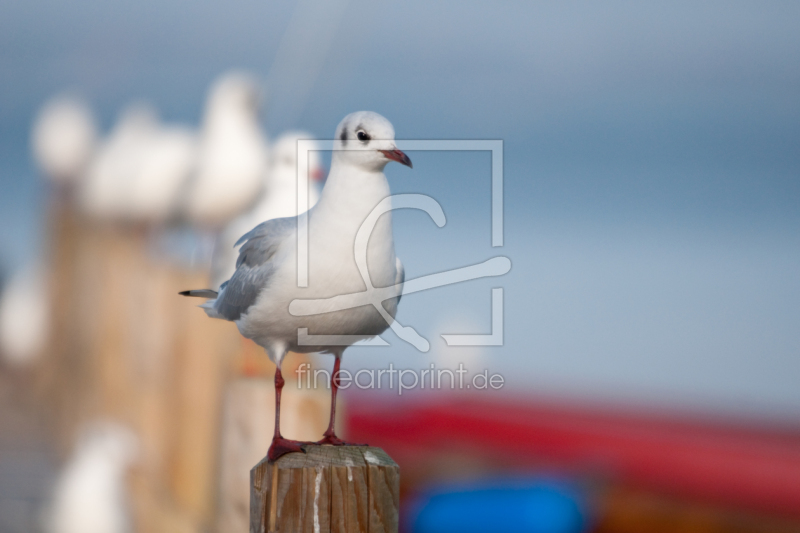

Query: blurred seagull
44 422 139 533
32 95 98 188
79 103 159 220
181 111 412 461
184 71 269 227
209 131 323 290
0 266 49 367
79 103 196 225
125 122 196 225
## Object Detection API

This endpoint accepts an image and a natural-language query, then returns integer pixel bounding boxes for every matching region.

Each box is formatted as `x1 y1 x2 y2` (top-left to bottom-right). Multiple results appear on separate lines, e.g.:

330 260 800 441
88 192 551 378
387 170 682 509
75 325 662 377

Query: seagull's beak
379 148 413 168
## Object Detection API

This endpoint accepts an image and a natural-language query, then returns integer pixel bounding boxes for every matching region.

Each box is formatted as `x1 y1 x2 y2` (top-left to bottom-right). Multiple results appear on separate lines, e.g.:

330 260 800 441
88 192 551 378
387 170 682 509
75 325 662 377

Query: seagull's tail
179 289 224 319
178 289 218 298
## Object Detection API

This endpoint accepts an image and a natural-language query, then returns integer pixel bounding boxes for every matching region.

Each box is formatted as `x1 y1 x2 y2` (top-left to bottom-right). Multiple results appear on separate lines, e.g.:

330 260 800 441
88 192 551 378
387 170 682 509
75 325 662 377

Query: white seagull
44 422 139 533
79 103 196 225
184 71 269 227
31 95 98 188
79 103 159 220
0 265 49 367
181 111 412 460
209 131 323 290
125 120 196 224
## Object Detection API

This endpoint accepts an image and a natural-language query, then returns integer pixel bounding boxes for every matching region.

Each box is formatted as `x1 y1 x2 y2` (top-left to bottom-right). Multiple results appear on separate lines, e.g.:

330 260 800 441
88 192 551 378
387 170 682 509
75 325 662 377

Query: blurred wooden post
169 270 240 529
42 198 85 453
250 446 399 533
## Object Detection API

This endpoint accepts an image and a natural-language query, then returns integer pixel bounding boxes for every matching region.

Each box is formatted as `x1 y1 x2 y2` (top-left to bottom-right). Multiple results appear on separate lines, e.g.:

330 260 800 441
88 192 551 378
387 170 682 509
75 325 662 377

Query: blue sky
1 1 799 419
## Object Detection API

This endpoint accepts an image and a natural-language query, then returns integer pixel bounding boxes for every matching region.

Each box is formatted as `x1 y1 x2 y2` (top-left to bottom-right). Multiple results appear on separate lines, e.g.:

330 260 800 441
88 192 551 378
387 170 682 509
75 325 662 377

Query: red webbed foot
268 436 307 462
315 433 368 447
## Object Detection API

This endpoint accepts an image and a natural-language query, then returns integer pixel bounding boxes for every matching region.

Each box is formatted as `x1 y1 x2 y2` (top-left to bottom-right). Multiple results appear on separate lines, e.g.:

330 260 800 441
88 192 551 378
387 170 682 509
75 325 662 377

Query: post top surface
253 445 398 471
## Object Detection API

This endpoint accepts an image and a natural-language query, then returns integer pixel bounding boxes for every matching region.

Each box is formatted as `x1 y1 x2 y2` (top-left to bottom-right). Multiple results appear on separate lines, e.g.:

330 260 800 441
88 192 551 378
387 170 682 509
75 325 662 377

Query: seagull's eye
357 130 370 142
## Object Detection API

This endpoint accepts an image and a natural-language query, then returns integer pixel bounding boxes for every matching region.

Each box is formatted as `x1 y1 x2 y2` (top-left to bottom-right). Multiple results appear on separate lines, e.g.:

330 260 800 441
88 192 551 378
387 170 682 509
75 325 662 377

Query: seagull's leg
267 365 307 461
316 354 367 446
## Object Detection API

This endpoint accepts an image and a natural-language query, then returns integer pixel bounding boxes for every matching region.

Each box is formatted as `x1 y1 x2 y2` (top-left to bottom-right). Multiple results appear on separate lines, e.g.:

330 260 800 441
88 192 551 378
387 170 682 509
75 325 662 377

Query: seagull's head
334 111 412 172
206 70 262 118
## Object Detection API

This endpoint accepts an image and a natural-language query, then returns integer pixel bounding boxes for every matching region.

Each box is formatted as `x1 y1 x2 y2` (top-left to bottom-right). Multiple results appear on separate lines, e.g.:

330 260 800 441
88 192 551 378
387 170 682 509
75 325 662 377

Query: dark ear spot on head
340 128 347 143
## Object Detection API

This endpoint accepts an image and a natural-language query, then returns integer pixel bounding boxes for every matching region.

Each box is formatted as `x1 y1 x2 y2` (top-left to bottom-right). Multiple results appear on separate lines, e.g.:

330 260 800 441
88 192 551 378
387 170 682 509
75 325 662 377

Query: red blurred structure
345 393 800 530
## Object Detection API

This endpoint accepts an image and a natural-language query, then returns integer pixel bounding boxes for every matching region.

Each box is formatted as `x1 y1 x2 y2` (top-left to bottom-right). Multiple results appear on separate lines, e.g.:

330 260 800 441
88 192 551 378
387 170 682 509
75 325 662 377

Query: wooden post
250 446 399 533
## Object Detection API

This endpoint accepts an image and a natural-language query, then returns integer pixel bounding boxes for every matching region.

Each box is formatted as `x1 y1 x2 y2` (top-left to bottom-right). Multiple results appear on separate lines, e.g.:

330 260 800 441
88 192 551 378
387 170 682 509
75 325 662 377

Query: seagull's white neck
313 160 391 223
309 157 396 286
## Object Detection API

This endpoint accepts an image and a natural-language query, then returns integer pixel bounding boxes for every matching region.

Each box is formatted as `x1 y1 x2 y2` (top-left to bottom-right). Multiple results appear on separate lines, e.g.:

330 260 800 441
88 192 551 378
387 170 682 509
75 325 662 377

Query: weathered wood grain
250 446 399 533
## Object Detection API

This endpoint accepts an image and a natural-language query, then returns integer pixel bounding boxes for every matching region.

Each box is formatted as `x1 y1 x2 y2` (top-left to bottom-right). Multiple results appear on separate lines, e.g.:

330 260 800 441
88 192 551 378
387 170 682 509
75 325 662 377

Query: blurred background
1 1 799 532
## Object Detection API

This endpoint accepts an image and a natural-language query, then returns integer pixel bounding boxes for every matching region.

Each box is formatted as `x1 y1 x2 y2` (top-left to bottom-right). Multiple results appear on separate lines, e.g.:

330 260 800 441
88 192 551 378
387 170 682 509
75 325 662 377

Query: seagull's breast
238 201 399 347
236 164 403 351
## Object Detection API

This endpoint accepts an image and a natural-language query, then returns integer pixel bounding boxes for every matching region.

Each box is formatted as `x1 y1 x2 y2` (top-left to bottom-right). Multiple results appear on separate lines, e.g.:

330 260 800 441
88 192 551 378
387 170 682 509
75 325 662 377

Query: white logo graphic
291 140 508 352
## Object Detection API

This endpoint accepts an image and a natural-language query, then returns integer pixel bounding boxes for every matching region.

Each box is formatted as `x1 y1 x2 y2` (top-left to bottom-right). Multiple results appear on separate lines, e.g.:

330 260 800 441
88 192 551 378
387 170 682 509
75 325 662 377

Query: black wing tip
179 289 218 298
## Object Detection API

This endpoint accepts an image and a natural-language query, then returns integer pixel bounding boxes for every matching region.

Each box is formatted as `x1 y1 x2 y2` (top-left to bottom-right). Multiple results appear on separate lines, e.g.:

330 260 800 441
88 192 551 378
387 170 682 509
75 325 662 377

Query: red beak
379 149 413 168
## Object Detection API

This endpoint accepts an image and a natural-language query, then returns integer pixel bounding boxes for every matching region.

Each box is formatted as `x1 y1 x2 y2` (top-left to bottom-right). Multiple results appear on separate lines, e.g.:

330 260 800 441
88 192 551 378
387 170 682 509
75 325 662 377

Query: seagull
209 131 323 290
32 95 98 188
79 103 160 220
43 422 139 533
79 102 197 225
181 111 412 461
184 71 269 227
125 120 196 225
0 265 49 367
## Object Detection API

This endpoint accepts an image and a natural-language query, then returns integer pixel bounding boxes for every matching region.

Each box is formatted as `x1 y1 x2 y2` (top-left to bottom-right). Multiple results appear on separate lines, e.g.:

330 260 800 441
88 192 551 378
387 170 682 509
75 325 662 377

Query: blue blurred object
412 478 588 533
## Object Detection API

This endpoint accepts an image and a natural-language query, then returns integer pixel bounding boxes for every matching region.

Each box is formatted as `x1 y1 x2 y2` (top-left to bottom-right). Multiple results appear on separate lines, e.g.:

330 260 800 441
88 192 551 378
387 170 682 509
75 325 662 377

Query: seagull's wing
212 217 296 321
233 216 296 267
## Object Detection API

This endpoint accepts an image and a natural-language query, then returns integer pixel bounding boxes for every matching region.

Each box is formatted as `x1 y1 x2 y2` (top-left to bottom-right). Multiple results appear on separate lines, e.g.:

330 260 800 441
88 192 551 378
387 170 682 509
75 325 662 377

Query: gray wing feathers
234 217 296 268
213 217 296 321
212 263 275 320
